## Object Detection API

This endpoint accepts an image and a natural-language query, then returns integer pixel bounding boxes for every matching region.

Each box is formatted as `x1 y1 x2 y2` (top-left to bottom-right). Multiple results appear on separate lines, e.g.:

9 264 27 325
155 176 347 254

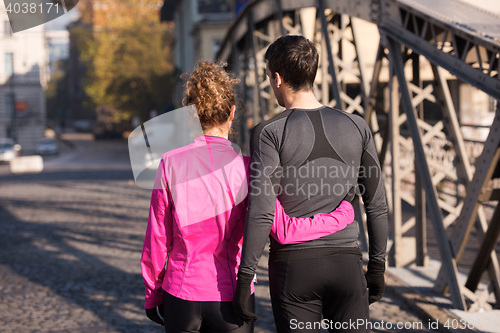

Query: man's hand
365 260 385 304
232 271 258 323
145 304 164 326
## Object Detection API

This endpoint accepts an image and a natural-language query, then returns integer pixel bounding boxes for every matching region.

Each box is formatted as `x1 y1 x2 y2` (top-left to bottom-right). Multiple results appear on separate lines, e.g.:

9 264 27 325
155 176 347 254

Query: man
232 35 388 332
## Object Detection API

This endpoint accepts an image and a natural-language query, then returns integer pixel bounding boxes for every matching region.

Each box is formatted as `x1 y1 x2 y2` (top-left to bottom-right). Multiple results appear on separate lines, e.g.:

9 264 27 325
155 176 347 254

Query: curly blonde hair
183 61 238 131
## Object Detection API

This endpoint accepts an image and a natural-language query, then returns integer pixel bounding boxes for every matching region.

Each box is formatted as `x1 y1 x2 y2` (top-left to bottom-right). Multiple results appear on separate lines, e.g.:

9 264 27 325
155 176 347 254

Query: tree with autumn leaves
73 0 176 122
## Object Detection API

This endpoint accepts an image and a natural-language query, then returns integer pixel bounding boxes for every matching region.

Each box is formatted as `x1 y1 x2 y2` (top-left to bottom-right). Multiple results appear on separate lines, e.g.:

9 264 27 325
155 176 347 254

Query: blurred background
1 0 500 332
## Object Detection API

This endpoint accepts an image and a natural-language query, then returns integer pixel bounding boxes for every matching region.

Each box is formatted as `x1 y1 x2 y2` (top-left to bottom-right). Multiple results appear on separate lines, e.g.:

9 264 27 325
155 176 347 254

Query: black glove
365 260 385 304
145 304 164 326
232 271 258 323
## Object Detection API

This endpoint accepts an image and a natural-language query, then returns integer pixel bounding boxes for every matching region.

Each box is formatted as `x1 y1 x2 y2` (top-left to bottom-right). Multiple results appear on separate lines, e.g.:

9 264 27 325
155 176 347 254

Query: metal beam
275 0 285 36
465 204 500 293
364 44 385 128
248 11 267 122
412 54 427 267
385 35 466 310
318 0 343 109
432 66 500 304
388 64 402 267
379 21 500 101
443 109 500 268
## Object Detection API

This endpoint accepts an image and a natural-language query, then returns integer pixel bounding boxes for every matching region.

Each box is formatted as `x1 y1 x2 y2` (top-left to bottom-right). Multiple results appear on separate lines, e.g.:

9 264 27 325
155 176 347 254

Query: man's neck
283 89 324 110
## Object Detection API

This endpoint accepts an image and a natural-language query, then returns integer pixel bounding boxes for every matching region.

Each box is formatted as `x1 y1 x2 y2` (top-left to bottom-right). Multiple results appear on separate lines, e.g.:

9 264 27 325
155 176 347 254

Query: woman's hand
145 304 165 325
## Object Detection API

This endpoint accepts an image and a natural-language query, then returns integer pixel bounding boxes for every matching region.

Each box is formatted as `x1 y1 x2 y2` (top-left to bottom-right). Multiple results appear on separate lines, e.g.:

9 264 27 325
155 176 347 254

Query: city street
0 135 432 332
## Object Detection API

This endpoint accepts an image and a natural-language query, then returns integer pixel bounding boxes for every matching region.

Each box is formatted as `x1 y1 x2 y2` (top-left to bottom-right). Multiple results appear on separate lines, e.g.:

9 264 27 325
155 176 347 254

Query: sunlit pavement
0 135 458 332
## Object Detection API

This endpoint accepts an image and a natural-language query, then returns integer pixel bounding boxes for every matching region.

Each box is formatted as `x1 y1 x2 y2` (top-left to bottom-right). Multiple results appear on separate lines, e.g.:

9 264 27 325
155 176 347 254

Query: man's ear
274 72 283 88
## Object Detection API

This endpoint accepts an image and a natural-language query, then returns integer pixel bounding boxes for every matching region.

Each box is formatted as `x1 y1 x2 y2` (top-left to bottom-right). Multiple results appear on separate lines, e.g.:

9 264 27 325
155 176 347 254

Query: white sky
454 0 500 14
44 7 80 30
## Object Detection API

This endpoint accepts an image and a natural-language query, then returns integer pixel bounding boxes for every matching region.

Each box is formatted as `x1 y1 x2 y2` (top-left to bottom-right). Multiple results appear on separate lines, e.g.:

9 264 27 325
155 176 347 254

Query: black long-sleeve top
239 106 388 275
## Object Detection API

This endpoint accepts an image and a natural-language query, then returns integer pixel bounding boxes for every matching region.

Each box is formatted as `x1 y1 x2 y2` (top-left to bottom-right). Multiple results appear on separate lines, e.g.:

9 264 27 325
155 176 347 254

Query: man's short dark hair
265 35 319 91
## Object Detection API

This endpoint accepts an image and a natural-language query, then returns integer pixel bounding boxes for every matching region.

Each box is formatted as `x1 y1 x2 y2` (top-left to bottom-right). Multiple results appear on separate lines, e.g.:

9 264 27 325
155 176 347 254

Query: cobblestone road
0 135 432 332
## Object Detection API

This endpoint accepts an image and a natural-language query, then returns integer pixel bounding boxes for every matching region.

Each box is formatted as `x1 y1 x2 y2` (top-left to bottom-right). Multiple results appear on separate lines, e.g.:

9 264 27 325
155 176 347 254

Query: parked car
0 138 21 162
93 122 123 140
74 119 94 133
37 138 59 155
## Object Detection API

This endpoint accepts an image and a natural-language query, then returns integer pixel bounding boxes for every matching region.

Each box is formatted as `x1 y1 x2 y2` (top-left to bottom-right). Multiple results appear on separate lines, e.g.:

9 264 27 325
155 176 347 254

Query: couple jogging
141 35 388 333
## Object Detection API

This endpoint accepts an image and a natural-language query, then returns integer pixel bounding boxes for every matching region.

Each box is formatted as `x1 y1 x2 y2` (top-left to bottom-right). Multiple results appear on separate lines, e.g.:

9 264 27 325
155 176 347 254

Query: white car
0 138 21 162
37 138 59 155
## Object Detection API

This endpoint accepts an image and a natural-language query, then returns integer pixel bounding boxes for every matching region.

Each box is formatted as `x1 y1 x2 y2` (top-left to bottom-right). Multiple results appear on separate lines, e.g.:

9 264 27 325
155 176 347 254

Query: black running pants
269 251 369 333
162 292 255 333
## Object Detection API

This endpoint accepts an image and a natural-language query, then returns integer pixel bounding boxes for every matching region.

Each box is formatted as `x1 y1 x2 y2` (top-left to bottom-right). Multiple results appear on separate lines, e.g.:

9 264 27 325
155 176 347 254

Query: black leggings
269 252 369 333
162 292 255 333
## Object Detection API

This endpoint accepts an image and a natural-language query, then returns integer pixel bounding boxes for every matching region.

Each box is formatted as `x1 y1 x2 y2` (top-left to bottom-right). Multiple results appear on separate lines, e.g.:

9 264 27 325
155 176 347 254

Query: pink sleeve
141 159 173 309
270 200 355 244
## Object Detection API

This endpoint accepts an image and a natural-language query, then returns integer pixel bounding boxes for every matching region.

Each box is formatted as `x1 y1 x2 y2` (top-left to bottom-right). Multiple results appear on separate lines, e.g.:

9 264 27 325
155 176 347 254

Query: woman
141 61 354 333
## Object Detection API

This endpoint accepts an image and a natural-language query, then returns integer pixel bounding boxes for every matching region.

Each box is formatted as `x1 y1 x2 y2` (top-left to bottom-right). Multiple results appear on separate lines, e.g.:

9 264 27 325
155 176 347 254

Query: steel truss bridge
216 0 500 311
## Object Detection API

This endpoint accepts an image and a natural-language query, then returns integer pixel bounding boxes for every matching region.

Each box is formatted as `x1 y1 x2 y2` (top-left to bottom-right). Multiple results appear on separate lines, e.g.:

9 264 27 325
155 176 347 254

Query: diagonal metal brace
383 34 466 310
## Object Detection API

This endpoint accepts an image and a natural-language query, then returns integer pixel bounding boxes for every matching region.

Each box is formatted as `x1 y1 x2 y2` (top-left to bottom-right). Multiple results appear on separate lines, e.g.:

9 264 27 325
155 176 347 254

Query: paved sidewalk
0 166 434 332
384 261 500 333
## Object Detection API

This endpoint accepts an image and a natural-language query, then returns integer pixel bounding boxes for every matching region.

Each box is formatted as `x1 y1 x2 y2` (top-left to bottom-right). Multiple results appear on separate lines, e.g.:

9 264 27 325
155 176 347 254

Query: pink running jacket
141 136 354 308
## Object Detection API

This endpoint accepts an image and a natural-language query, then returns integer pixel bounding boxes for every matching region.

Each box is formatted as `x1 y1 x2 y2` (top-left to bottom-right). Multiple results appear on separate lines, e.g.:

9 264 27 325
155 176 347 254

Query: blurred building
0 9 47 153
66 1 98 128
161 0 242 106
67 20 91 126
44 29 69 77
161 0 237 72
